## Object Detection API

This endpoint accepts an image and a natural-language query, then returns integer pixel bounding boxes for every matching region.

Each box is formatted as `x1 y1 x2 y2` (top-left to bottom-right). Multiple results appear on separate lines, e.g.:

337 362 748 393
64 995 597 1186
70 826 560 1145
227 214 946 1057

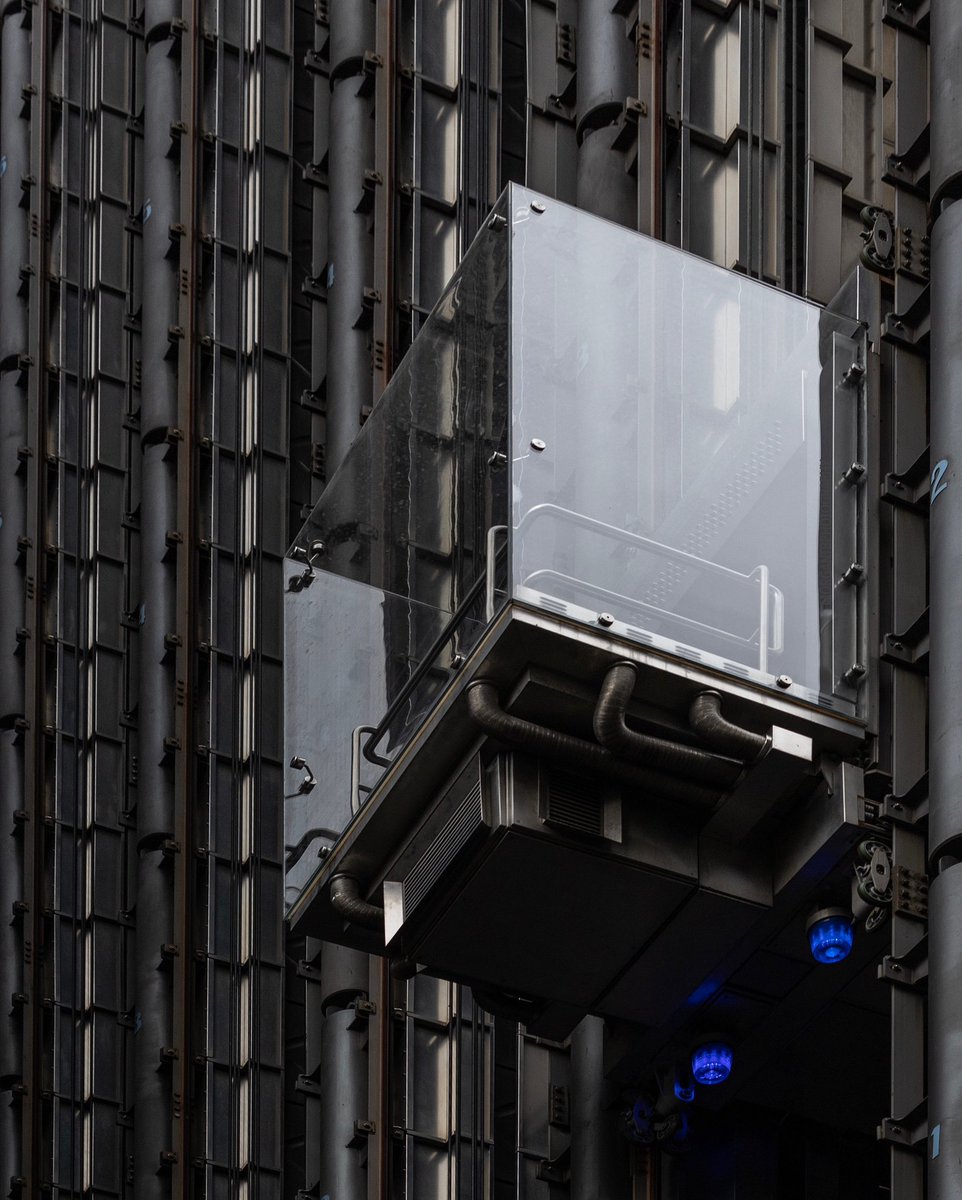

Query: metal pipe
594 663 743 786
576 0 635 226
570 1016 623 1200
134 11 181 1193
931 0 962 208
320 939 372 1012
688 691 769 763
132 848 173 1198
0 729 23 1086
927 860 962 1199
317 1006 369 1200
330 874 384 930
0 0 29 368
0 5 31 1180
466 680 720 808
325 1 375 475
139 35 180 438
928 17 962 1173
0 1 30 719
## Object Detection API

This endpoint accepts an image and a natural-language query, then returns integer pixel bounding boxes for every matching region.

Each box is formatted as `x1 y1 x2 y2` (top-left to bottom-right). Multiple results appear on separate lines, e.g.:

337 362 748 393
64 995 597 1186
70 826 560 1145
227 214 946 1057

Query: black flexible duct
330 874 384 930
466 680 719 808
689 691 769 762
594 662 743 786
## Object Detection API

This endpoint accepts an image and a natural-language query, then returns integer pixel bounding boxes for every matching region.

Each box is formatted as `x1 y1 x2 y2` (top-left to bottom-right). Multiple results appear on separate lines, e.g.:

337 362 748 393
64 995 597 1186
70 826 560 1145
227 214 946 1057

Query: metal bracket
881 445 929 511
881 607 929 674
881 772 928 827
536 1146 571 1184
878 1099 928 1150
881 0 929 38
880 944 927 990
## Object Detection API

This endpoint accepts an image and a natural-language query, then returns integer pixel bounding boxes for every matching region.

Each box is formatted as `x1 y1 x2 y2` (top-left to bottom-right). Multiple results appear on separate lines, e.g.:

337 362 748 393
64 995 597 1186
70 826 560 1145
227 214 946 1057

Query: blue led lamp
806 906 855 964
691 1042 733 1086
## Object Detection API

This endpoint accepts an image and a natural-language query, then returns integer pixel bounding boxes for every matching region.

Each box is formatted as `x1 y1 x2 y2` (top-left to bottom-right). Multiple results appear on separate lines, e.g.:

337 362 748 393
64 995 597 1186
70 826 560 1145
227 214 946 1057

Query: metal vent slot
538 595 569 615
626 627 654 645
403 778 485 917
544 771 606 837
723 661 750 678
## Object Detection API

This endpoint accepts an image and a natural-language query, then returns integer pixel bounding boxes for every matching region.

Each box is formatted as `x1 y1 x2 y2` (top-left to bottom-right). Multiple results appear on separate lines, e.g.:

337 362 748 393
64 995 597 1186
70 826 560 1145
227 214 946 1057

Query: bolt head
775 674 793 689
598 612 615 627
530 438 546 451
530 201 546 213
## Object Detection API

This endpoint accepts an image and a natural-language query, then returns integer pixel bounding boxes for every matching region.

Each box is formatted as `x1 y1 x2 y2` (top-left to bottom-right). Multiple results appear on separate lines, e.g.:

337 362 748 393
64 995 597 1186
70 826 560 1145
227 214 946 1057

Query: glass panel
290 199 510 616
284 567 485 909
285 197 508 910
508 187 861 711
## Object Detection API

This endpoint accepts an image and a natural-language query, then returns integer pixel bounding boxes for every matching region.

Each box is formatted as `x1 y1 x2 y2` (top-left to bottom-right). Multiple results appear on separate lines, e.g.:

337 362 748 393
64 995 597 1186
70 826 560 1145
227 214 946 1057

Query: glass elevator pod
283 186 876 1046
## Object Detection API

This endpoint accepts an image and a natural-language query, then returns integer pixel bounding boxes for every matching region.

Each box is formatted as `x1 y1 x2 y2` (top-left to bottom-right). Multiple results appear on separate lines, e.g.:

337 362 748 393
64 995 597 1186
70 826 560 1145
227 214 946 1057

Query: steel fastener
775 674 793 689
597 613 615 627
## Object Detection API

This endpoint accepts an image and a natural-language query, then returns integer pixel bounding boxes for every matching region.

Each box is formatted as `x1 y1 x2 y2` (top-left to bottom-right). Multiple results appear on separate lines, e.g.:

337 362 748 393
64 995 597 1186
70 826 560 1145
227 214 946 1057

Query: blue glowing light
674 1078 695 1103
808 915 854 964
691 1043 733 1085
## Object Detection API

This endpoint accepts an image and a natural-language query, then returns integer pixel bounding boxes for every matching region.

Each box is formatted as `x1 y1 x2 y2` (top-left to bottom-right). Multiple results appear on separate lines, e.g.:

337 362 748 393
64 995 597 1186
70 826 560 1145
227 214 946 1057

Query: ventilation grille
403 777 484 917
544 771 606 837
538 595 569 616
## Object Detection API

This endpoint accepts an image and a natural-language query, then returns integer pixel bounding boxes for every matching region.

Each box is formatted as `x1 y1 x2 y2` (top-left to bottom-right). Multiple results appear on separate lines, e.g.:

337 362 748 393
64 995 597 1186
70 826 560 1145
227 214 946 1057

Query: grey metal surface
0 0 936 1195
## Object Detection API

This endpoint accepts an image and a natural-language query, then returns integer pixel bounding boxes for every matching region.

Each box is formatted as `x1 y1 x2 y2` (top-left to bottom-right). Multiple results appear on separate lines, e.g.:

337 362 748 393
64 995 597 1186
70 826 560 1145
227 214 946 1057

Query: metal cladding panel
597 890 765 1025
411 830 695 1007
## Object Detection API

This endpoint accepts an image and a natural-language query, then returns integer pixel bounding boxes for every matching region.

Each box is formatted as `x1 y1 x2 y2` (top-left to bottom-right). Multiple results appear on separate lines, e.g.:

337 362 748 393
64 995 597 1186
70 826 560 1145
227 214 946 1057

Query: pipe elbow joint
330 874 384 931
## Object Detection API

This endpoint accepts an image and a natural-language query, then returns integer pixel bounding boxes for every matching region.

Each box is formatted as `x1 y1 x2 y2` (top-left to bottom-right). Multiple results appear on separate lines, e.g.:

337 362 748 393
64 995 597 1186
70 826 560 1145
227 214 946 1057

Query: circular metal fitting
775 674 793 689
530 438 546 451
597 613 615 627
530 201 546 213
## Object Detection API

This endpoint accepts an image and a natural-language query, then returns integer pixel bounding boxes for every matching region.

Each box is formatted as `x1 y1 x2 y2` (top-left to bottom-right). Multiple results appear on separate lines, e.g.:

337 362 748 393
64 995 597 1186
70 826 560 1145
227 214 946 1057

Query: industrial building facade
0 1 953 1198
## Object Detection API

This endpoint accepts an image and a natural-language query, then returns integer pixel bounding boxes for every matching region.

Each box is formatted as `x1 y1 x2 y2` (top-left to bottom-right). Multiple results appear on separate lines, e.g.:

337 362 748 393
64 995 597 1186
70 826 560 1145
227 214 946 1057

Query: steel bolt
530 438 546 451
597 612 615 627
530 201 546 213
775 674 793 689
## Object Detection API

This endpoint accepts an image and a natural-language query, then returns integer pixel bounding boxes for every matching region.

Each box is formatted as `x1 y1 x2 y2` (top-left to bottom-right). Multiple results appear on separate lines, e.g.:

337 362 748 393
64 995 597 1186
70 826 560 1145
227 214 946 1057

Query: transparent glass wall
286 185 865 905
284 199 509 907
508 187 862 710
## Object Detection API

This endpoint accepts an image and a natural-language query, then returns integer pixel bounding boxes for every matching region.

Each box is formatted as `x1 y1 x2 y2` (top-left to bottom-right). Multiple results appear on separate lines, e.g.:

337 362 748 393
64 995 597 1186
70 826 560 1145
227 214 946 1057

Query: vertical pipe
0 0 30 715
576 0 635 226
313 8 376 1195
326 0 376 474
317 942 369 1200
0 4 31 1180
928 199 962 1200
928 6 962 1194
570 1016 624 1200
134 3 182 1192
0 730 23 1164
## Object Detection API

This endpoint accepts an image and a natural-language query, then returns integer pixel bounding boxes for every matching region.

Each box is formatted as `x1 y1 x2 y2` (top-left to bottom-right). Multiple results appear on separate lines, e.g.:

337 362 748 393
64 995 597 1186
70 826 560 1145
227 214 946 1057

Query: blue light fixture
691 1042 733 1086
673 1078 695 1103
806 906 854 964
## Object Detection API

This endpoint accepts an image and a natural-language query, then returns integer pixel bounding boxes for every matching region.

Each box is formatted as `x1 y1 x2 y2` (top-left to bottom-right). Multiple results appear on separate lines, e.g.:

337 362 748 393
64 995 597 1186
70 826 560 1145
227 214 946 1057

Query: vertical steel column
0 5 31 1173
19 0 50 1190
135 0 182 1192
570 1017 624 1200
317 942 370 1200
576 0 636 226
928 5 962 1194
326 0 376 473
927 194 962 1200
